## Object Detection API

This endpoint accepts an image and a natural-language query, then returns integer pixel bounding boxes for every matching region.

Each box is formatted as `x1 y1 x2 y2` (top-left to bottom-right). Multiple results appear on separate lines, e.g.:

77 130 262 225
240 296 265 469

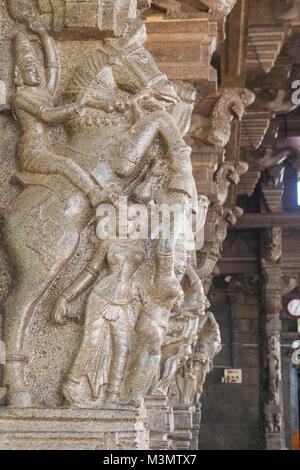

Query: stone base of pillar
264 402 286 450
0 407 149 450
145 395 174 450
170 405 194 450
265 433 287 451
191 407 201 450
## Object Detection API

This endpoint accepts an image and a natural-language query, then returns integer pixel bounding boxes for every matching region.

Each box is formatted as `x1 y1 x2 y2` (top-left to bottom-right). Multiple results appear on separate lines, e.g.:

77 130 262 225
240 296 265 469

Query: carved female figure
53 233 146 408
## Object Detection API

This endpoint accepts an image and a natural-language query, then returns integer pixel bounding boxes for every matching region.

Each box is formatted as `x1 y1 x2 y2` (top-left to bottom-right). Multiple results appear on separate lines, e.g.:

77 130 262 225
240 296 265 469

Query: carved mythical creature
255 146 299 170
263 165 285 188
152 0 182 16
214 161 248 206
189 88 255 151
216 206 244 251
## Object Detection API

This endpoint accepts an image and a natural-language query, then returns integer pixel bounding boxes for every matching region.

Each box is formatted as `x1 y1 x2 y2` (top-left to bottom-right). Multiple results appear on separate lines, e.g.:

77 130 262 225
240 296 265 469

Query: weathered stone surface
0 407 149 450
170 405 194 450
145 395 174 450
0 0 298 453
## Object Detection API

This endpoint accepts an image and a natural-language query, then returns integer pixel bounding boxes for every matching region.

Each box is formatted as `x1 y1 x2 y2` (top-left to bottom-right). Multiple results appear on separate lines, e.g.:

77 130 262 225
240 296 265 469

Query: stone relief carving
227 274 259 297
281 275 299 295
8 0 138 37
53 235 147 408
261 225 285 448
149 260 208 399
213 162 248 206
273 0 300 23
262 227 282 264
122 239 185 407
216 206 244 251
2 1 201 411
265 403 283 433
190 87 253 284
266 335 282 406
145 0 237 19
175 311 221 406
189 88 255 152
263 165 285 189
261 165 286 213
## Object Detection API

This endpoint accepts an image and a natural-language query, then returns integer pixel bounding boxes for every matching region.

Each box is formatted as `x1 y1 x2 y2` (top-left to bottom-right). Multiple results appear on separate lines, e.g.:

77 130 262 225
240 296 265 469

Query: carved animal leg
2 189 82 407
109 111 187 177
122 317 163 406
124 350 161 407
151 355 179 395
3 255 63 407
24 151 98 197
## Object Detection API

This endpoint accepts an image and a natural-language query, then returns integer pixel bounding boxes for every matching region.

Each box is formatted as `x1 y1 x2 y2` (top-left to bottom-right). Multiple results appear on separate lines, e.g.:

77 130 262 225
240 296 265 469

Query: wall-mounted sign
287 299 300 318
222 369 242 384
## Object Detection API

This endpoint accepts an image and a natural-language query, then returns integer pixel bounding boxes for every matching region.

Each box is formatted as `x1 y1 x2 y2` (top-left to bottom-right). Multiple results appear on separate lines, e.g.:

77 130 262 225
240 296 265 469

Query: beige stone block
146 18 218 83
145 395 174 450
0 408 149 450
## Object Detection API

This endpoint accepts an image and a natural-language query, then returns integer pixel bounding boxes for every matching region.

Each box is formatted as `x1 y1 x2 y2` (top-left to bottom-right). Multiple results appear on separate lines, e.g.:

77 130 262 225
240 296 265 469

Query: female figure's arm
53 241 108 324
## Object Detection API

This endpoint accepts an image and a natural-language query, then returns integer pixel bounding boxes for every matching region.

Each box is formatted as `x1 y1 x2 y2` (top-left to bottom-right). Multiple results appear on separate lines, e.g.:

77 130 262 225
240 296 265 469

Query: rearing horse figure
3 15 195 407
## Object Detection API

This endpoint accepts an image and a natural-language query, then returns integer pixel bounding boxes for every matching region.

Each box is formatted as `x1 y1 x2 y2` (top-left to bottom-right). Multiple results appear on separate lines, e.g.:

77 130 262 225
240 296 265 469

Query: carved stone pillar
145 396 174 450
261 226 286 450
0 0 205 450
170 405 194 450
191 403 202 450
